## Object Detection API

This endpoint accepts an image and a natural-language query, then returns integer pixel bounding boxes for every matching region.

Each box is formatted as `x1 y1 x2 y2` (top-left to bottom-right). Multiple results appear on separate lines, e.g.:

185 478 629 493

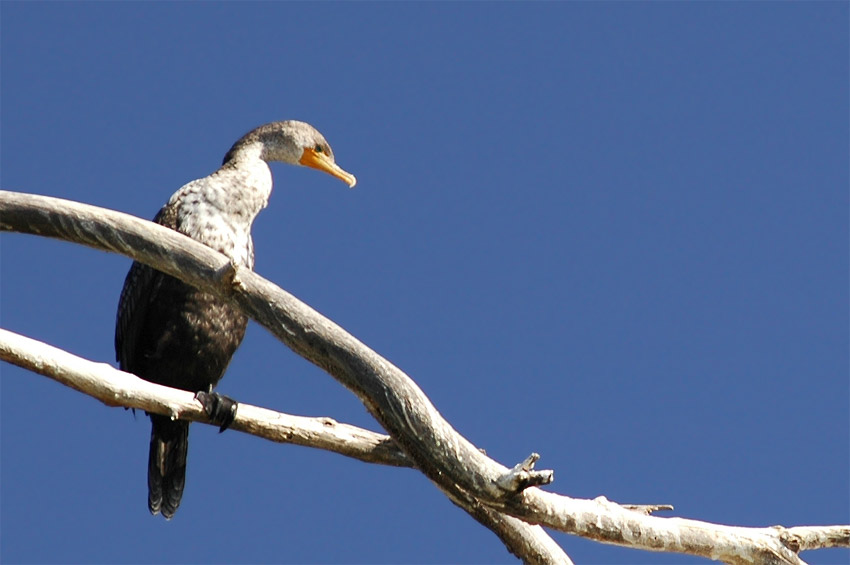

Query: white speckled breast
169 154 273 268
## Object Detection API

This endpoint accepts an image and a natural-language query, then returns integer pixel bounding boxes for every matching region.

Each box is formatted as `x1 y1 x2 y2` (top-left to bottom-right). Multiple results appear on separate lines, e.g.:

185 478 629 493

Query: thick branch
2 190 847 564
0 192 558 511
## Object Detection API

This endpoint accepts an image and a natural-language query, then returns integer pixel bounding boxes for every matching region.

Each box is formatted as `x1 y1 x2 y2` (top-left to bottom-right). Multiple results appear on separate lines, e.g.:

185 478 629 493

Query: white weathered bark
0 328 409 467
0 331 568 565
0 190 571 565
2 190 847 564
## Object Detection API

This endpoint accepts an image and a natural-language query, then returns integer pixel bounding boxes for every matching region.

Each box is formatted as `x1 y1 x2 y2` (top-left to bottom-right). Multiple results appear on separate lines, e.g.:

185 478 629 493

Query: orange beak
299 148 357 188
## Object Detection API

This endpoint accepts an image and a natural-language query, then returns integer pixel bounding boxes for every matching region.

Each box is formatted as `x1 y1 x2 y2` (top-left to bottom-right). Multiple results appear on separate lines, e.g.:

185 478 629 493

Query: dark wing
115 204 178 370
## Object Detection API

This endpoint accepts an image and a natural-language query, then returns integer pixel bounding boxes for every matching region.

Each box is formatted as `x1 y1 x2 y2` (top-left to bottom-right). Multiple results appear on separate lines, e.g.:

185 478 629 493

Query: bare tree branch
0 190 572 564
0 330 570 565
783 525 850 552
0 328 409 467
500 493 848 565
0 192 557 499
2 190 847 564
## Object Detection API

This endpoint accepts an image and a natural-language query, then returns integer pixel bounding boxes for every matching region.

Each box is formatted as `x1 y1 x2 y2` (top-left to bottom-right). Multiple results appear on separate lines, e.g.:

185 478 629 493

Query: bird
115 120 356 519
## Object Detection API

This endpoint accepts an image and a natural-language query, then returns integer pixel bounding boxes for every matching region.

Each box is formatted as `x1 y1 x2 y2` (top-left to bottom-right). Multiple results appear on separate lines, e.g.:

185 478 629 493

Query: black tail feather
148 415 189 520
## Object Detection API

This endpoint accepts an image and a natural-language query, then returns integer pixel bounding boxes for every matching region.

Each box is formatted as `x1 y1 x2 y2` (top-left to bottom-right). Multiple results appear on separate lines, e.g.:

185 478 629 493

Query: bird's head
223 120 356 188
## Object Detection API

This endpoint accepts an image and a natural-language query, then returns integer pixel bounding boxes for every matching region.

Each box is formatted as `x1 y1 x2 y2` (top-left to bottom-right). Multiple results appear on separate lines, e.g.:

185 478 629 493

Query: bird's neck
222 133 299 165
222 139 264 164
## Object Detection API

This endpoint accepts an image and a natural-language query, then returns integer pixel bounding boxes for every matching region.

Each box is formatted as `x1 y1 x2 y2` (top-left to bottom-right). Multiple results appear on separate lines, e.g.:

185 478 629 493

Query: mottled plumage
115 121 355 519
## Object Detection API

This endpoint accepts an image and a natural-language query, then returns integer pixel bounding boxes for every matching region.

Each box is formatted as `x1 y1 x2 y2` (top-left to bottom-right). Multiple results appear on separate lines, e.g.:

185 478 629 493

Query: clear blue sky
1 3 847 564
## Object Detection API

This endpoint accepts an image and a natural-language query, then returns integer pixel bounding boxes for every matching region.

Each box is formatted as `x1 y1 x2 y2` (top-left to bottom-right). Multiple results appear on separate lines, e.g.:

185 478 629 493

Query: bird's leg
195 389 238 433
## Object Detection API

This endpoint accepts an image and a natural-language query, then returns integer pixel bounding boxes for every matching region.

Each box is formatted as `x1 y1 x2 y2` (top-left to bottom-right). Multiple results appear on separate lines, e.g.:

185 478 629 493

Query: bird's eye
314 144 324 153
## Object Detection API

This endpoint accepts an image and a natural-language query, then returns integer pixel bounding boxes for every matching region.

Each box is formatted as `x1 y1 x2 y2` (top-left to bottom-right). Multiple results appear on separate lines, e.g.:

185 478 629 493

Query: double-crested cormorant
115 121 355 519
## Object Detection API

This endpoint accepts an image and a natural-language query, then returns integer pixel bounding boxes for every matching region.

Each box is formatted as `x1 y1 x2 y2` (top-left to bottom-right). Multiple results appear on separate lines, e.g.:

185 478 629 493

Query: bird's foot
195 391 238 433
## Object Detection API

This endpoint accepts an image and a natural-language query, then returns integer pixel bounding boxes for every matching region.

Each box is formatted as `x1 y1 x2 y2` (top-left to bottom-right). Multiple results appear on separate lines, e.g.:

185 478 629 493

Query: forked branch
2 190 847 564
